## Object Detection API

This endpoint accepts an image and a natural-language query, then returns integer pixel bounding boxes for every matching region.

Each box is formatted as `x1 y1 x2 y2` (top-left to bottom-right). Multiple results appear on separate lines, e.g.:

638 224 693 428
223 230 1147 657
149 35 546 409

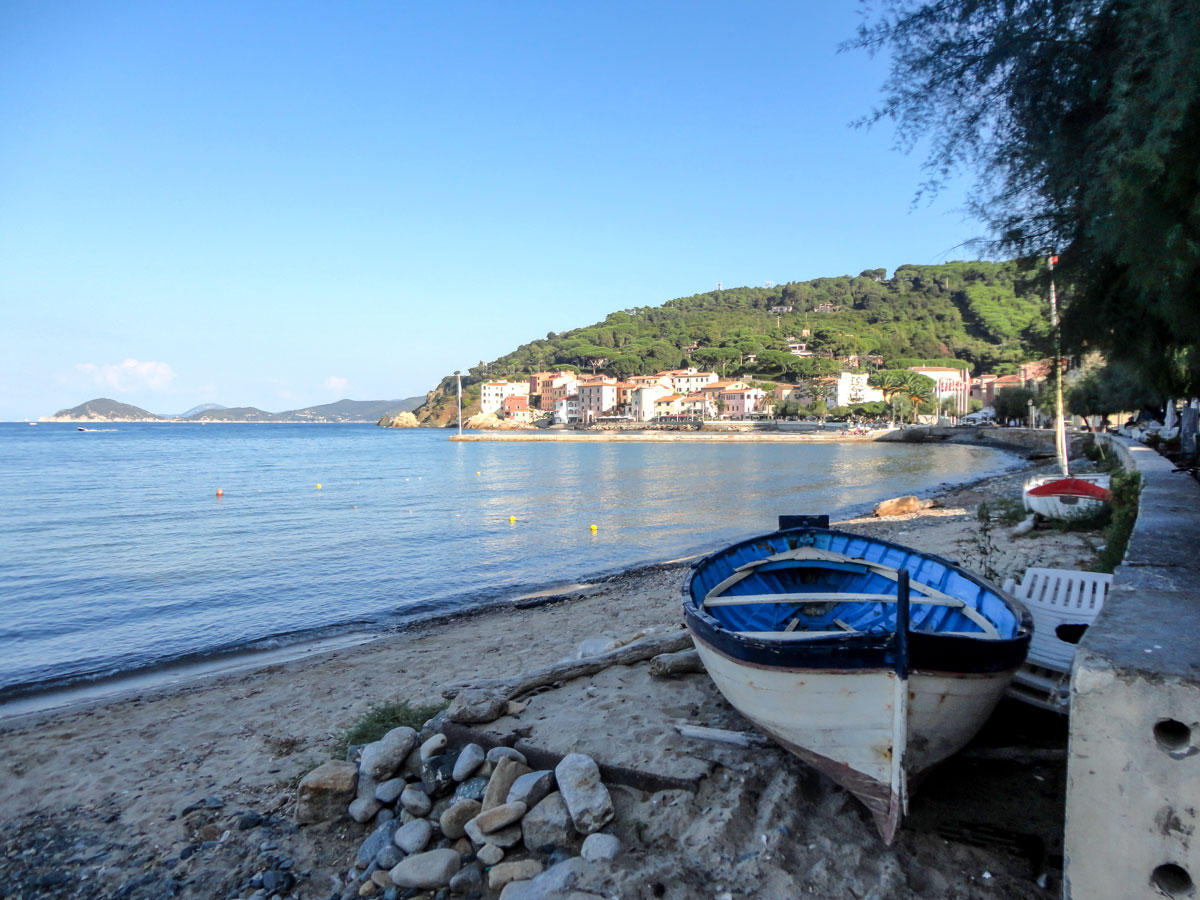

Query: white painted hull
692 634 1015 842
1022 473 1111 520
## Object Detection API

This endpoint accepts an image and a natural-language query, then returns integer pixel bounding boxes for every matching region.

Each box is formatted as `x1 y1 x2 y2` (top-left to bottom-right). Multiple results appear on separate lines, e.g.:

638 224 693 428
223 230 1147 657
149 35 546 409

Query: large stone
388 848 461 890
507 771 555 809
522 792 574 853
873 495 933 517
448 861 484 895
554 755 613 835
452 744 485 782
487 747 528 766
580 833 620 861
476 843 505 866
483 757 531 811
399 785 431 817
296 760 358 824
355 820 399 869
359 727 418 783
448 689 508 724
439 799 481 840
393 817 433 855
419 734 447 761
453 776 489 804
520 858 598 899
473 801 527 834
489 860 544 890
349 796 383 824
422 752 459 799
375 778 407 806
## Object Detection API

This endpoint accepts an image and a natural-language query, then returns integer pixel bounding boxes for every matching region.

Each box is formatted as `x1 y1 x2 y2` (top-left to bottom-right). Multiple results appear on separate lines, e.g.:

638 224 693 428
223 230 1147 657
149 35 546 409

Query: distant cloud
76 358 176 392
324 376 349 394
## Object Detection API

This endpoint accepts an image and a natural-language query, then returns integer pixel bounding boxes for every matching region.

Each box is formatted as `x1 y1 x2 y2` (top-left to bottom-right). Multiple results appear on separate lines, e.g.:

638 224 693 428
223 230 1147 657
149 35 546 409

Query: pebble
375 779 407 806
482 757 531 811
453 777 489 804
486 747 528 766
580 833 620 861
506 771 555 809
402 747 425 779
476 843 505 866
448 862 484 895
439 800 482 840
399 786 432 817
388 848 461 890
419 734 448 761
394 818 433 855
356 820 399 869
370 869 393 888
489 860 544 891
261 869 294 894
375 845 403 870
358 880 379 897
473 801 527 834
554 755 613 835
422 753 459 799
452 744 485 782
484 823 524 849
523 793 575 853
360 728 418 783
237 811 264 831
349 797 383 824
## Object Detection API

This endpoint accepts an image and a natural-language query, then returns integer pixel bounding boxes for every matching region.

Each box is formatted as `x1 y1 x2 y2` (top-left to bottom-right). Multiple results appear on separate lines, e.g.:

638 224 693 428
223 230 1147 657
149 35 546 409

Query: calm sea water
0 423 1017 696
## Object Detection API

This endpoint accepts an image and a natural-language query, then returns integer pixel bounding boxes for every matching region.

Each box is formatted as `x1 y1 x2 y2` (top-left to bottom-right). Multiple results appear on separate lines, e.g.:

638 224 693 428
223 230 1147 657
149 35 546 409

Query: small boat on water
683 516 1031 843
1022 473 1111 520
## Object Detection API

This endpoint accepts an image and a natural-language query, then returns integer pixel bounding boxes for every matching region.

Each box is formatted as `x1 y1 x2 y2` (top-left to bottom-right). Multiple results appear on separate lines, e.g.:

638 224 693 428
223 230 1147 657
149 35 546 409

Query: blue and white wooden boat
683 517 1031 843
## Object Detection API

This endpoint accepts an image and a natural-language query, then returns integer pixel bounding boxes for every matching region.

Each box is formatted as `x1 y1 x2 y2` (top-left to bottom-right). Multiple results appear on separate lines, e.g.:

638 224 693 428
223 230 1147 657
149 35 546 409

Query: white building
480 380 530 415
578 377 619 421
631 384 672 421
664 369 718 394
835 372 885 408
554 395 582 425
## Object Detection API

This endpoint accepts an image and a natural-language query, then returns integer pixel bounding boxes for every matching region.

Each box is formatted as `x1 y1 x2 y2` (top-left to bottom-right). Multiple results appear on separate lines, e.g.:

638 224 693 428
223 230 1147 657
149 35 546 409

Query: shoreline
0 444 1028 721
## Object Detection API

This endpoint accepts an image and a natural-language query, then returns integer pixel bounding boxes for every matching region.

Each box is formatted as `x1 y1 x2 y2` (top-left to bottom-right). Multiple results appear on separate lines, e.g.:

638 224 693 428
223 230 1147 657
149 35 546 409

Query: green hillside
417 260 1048 423
47 398 162 421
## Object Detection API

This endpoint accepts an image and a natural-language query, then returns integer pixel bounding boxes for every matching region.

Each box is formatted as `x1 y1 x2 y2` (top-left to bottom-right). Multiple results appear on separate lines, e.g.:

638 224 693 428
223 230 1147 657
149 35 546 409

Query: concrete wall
1066 435 1200 899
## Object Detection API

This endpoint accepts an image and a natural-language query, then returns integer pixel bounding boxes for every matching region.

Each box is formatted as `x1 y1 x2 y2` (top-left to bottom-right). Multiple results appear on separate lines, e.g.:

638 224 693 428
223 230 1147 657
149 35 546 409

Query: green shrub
1095 470 1141 573
333 699 448 759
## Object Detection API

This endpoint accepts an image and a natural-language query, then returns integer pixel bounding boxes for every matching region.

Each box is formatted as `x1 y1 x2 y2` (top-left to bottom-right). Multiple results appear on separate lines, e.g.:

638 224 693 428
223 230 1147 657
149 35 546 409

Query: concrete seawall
1066 435 1200 898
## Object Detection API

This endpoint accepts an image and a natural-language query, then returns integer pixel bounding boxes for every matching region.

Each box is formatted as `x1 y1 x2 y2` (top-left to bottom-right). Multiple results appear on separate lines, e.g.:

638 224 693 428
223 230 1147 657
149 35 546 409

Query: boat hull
1023 474 1111 520
690 629 1017 842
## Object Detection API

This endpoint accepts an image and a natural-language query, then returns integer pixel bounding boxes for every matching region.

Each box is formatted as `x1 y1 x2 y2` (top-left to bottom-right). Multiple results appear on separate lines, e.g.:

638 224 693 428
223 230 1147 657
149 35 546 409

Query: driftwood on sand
442 629 694 723
649 648 704 677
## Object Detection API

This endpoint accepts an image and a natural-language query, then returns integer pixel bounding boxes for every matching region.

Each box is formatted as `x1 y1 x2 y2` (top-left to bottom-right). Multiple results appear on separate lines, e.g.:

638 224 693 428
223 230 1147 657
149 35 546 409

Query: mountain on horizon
171 403 228 418
42 396 426 423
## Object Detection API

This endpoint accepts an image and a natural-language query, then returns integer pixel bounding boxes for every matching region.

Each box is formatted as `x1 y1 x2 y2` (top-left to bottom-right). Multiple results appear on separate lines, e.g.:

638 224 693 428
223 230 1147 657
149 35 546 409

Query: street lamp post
1027 397 1035 430
455 371 462 436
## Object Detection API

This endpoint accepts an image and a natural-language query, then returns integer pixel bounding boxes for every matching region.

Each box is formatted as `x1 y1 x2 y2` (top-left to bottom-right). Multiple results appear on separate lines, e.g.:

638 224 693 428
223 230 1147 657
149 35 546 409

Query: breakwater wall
1066 435 1200 898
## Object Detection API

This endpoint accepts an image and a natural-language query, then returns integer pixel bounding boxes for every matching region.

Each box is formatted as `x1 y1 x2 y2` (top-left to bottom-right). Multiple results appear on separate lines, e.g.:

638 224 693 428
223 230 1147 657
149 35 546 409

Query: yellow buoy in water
590 524 598 532
476 471 481 476
509 515 516 524
316 483 322 490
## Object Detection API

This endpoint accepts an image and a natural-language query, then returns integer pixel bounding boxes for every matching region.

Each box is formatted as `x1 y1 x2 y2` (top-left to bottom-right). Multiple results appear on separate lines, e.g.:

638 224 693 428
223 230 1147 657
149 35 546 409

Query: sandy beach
0 456 1103 900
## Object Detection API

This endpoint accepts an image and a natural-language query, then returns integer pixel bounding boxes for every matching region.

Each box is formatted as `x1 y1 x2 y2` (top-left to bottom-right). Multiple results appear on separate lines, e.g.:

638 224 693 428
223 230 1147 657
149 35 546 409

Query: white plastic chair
1002 567 1113 712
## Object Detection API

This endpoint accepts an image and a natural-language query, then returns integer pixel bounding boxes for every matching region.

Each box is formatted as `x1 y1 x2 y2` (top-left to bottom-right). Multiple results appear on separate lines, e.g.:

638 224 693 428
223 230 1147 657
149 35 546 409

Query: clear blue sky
0 1 980 420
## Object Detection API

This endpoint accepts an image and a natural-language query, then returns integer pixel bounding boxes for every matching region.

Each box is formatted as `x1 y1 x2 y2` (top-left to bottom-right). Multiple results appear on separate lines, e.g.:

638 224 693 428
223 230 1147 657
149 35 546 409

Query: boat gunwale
682 526 1032 676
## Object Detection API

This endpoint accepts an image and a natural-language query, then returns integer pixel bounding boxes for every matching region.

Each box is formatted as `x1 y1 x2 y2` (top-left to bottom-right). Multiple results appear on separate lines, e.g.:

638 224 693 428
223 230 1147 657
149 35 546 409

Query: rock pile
297 719 620 899
378 412 419 428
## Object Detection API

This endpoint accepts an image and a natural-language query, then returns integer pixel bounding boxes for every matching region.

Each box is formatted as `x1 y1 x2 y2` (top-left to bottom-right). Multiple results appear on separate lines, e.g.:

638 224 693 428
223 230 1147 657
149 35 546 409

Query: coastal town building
528 370 577 398
629 373 673 391
835 372 885 408
578 376 619 421
680 391 716 418
654 394 685 418
545 377 581 411
480 380 530 415
631 383 672 421
909 366 969 415
498 394 532 423
662 368 719 394
553 395 582 425
719 387 767 419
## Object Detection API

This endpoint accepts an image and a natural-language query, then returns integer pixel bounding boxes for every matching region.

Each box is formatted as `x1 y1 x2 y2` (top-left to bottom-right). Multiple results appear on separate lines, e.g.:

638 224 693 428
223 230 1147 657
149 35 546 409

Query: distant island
41 397 425 424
